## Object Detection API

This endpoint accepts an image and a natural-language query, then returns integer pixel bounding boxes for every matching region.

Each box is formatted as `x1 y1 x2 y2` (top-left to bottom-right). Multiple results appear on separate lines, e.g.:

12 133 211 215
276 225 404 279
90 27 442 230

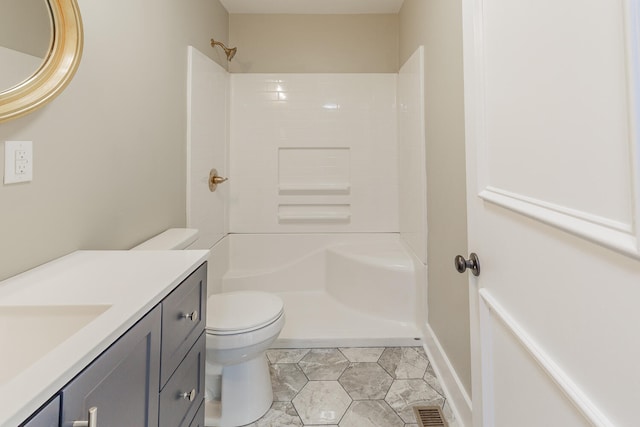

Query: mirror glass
0 0 53 92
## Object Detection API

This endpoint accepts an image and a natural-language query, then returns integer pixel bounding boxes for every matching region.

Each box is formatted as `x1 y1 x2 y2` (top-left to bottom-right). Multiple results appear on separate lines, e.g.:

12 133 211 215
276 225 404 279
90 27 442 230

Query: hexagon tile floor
244 347 458 427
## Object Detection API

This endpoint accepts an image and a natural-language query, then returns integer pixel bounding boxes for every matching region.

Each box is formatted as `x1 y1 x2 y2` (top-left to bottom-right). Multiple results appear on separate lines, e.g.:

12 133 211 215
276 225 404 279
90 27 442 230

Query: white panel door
462 1 640 426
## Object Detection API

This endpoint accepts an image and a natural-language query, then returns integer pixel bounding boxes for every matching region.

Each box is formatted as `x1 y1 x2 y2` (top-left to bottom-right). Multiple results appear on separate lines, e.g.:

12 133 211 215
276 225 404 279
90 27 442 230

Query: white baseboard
422 323 472 427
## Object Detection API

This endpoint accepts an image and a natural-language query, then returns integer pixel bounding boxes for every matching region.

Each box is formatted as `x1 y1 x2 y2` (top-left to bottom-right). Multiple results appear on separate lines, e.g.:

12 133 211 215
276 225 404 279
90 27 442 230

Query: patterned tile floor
245 347 457 427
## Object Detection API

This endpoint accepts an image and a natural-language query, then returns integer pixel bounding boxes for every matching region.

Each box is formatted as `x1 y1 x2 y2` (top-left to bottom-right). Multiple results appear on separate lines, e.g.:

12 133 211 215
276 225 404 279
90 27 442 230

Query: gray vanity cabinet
60 305 161 427
188 403 205 427
17 262 207 427
21 397 59 427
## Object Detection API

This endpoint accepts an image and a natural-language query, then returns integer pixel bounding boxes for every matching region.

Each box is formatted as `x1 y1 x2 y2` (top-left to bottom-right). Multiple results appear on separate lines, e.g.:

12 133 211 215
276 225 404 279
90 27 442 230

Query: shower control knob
209 168 228 192
454 253 480 277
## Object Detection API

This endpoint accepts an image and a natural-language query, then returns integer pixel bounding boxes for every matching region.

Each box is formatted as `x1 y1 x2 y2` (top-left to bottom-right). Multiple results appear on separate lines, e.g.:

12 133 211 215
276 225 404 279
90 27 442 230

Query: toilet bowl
132 228 285 427
206 291 285 427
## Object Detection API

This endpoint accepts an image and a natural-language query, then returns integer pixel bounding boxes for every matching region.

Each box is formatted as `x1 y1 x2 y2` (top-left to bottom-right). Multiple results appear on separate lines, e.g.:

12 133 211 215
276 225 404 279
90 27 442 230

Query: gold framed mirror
0 0 83 123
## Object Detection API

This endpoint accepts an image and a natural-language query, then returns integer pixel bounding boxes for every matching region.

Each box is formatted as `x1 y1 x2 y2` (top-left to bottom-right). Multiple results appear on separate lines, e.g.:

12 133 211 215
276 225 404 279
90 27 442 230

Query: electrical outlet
15 150 27 161
15 160 28 175
16 161 27 175
4 141 33 184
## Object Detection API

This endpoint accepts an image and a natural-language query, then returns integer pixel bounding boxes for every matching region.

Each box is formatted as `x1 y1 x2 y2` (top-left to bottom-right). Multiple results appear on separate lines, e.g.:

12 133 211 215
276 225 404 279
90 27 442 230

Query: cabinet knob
181 310 198 322
72 406 97 427
180 389 196 402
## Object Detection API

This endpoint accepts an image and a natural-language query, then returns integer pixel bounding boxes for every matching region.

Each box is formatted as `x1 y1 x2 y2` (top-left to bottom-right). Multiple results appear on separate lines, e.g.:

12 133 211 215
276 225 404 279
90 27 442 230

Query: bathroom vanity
0 250 208 427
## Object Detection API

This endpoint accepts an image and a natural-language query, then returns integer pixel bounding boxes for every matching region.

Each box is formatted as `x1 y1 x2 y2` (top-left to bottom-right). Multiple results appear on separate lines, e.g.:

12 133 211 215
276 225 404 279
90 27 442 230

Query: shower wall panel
398 47 427 264
186 46 229 248
230 74 399 233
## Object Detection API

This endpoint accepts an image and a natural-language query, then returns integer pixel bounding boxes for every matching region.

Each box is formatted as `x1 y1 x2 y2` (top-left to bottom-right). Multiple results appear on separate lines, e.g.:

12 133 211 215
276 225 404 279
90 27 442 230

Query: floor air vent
413 406 448 427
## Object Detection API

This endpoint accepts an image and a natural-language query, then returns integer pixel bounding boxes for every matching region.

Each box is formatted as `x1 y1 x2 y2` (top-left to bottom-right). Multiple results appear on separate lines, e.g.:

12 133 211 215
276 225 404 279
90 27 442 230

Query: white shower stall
187 46 427 347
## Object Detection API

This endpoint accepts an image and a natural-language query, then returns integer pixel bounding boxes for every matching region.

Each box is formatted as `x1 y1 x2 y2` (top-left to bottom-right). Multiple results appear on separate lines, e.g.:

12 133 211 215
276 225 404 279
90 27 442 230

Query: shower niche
278 147 350 194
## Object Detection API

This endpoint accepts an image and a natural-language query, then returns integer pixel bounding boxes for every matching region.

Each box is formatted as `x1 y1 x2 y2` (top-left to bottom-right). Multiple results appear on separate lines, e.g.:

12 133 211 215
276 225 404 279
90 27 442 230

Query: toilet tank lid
131 228 199 250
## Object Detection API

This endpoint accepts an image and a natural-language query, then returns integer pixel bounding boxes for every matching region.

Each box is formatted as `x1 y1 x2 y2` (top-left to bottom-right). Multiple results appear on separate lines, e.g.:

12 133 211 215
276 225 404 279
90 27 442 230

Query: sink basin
0 305 111 384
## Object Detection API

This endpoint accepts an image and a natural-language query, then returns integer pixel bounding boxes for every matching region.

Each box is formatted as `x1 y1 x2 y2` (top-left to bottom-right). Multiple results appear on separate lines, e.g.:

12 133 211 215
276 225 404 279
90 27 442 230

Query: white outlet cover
4 140 33 184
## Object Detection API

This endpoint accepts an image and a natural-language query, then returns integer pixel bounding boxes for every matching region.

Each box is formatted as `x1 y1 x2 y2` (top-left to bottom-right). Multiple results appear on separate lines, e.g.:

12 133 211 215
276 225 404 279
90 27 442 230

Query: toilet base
205 355 273 427
204 400 221 426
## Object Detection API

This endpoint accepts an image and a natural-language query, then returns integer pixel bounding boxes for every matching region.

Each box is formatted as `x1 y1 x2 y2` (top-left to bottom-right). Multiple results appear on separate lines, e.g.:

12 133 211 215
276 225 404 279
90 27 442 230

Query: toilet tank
131 228 199 250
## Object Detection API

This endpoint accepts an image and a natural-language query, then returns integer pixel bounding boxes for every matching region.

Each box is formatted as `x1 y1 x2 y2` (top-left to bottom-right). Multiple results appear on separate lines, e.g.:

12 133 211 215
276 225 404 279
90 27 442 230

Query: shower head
210 39 237 61
227 46 237 61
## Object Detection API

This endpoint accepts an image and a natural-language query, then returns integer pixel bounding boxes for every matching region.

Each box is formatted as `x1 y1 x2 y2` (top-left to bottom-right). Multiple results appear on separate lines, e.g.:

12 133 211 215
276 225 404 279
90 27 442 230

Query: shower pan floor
274 291 422 348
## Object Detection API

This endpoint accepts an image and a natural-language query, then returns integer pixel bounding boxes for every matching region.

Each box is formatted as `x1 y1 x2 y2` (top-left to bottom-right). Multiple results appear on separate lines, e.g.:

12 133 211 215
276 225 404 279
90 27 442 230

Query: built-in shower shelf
278 213 351 222
278 184 351 194
278 204 351 223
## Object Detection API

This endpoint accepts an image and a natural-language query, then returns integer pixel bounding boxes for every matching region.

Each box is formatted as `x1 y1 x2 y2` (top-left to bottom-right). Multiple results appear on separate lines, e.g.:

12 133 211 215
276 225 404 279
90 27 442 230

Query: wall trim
480 187 640 259
624 0 640 262
422 323 472 427
479 289 615 427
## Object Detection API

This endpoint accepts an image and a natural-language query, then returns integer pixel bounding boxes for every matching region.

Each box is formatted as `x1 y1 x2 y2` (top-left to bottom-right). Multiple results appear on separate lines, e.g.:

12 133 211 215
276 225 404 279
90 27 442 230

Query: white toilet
132 228 285 427
206 291 284 426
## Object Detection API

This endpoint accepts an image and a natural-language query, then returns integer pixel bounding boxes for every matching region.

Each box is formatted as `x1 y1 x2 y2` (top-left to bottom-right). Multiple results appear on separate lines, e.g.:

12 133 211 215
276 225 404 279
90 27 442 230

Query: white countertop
0 250 209 427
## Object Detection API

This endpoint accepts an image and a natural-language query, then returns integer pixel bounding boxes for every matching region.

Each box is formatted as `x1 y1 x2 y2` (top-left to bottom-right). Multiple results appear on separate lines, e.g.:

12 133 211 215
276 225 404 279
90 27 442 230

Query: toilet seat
206 291 284 335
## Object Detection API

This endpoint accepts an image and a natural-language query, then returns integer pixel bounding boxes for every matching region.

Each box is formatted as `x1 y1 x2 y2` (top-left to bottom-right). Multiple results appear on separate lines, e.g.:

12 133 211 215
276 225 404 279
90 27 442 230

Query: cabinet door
21 396 59 427
187 402 204 427
61 306 161 427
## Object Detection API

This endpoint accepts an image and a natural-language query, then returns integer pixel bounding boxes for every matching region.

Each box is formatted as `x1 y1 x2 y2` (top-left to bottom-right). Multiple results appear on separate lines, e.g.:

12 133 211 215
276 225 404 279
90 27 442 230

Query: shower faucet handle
212 176 228 184
209 168 228 192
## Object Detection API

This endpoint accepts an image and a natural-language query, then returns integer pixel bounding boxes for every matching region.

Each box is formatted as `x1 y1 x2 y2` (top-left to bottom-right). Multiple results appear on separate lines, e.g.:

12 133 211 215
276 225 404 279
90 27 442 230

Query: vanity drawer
159 332 205 427
161 262 207 386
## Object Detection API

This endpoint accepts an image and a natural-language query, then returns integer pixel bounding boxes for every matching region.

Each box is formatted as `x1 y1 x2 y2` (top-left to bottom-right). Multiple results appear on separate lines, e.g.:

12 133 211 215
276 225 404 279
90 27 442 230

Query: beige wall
0 0 229 281
229 14 398 73
399 0 471 396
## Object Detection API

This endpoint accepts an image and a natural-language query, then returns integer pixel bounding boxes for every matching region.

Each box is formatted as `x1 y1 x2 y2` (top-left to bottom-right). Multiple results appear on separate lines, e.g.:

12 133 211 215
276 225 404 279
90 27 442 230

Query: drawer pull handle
72 406 98 427
180 388 197 402
181 310 198 322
